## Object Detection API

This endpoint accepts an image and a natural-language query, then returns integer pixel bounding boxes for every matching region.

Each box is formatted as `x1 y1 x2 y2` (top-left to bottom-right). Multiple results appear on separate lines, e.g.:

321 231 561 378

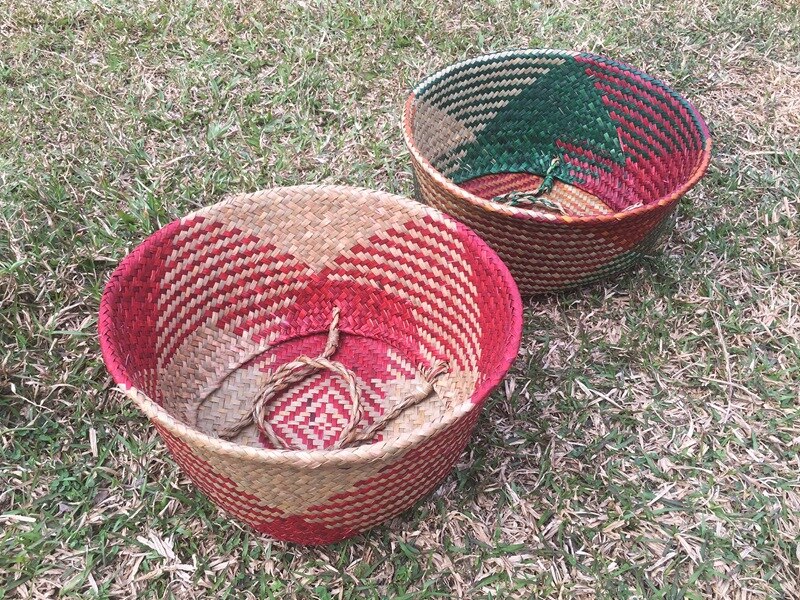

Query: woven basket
99 186 522 544
403 49 712 295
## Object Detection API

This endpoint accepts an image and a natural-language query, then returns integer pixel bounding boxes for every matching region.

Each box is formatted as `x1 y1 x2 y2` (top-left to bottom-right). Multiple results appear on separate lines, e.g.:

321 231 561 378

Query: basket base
195 331 466 450
459 172 614 217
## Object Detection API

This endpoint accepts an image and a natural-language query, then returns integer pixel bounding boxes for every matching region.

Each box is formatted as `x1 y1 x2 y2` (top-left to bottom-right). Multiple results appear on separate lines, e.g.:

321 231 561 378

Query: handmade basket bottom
459 172 615 217
161 330 475 451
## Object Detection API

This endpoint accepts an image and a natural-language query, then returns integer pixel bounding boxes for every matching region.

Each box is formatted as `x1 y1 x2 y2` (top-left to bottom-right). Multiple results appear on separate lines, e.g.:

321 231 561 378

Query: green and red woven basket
403 49 712 294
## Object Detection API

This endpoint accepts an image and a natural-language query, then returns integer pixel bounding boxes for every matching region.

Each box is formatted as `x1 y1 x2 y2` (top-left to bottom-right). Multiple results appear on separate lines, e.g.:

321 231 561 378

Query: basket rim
402 48 712 225
98 184 524 466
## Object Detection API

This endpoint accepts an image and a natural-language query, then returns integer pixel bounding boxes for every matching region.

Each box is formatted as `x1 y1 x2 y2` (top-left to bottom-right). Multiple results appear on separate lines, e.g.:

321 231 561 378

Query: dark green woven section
454 58 623 183
416 53 625 185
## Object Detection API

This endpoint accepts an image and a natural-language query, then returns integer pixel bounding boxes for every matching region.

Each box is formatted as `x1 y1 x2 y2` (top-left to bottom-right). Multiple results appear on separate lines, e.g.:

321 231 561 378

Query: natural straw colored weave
99 186 522 544
403 49 712 295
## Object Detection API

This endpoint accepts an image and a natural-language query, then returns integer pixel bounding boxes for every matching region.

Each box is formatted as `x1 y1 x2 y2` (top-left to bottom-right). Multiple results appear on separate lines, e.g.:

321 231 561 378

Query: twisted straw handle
218 308 449 449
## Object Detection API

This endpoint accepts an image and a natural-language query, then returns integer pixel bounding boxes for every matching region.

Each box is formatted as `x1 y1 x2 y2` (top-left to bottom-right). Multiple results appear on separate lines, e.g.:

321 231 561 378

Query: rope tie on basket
218 308 449 449
492 157 566 214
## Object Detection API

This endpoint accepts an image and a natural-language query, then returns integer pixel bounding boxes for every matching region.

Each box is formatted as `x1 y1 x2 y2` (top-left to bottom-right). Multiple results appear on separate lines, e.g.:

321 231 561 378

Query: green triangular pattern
445 58 626 184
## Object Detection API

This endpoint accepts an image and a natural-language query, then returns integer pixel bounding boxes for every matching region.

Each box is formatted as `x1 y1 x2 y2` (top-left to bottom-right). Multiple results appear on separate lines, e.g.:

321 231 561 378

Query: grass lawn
2 0 799 598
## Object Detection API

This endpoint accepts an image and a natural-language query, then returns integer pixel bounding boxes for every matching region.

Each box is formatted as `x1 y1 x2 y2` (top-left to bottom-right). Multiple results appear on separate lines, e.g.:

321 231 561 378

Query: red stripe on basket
314 220 480 364
162 231 273 294
167 220 229 270
452 225 523 397
404 219 470 264
329 251 476 347
579 63 701 153
383 222 483 364
371 225 477 294
617 140 662 202
593 81 685 156
615 134 665 201
578 56 695 120
608 113 676 196
308 410 476 516
555 141 639 211
268 374 355 450
349 244 479 326
253 515 358 545
99 216 206 390
423 213 522 398
157 426 284 522
158 244 295 336
240 277 434 371
606 104 673 161
555 137 680 213
604 104 692 202
318 267 469 369
166 226 248 280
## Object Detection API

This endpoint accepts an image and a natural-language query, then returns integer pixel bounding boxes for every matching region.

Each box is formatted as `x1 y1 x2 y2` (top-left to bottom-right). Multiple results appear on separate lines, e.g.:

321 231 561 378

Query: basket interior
100 188 519 450
408 50 710 215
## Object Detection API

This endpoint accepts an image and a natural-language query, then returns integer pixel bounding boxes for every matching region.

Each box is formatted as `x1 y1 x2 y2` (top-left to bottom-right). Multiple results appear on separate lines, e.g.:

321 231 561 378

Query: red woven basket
403 49 712 295
99 185 522 544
